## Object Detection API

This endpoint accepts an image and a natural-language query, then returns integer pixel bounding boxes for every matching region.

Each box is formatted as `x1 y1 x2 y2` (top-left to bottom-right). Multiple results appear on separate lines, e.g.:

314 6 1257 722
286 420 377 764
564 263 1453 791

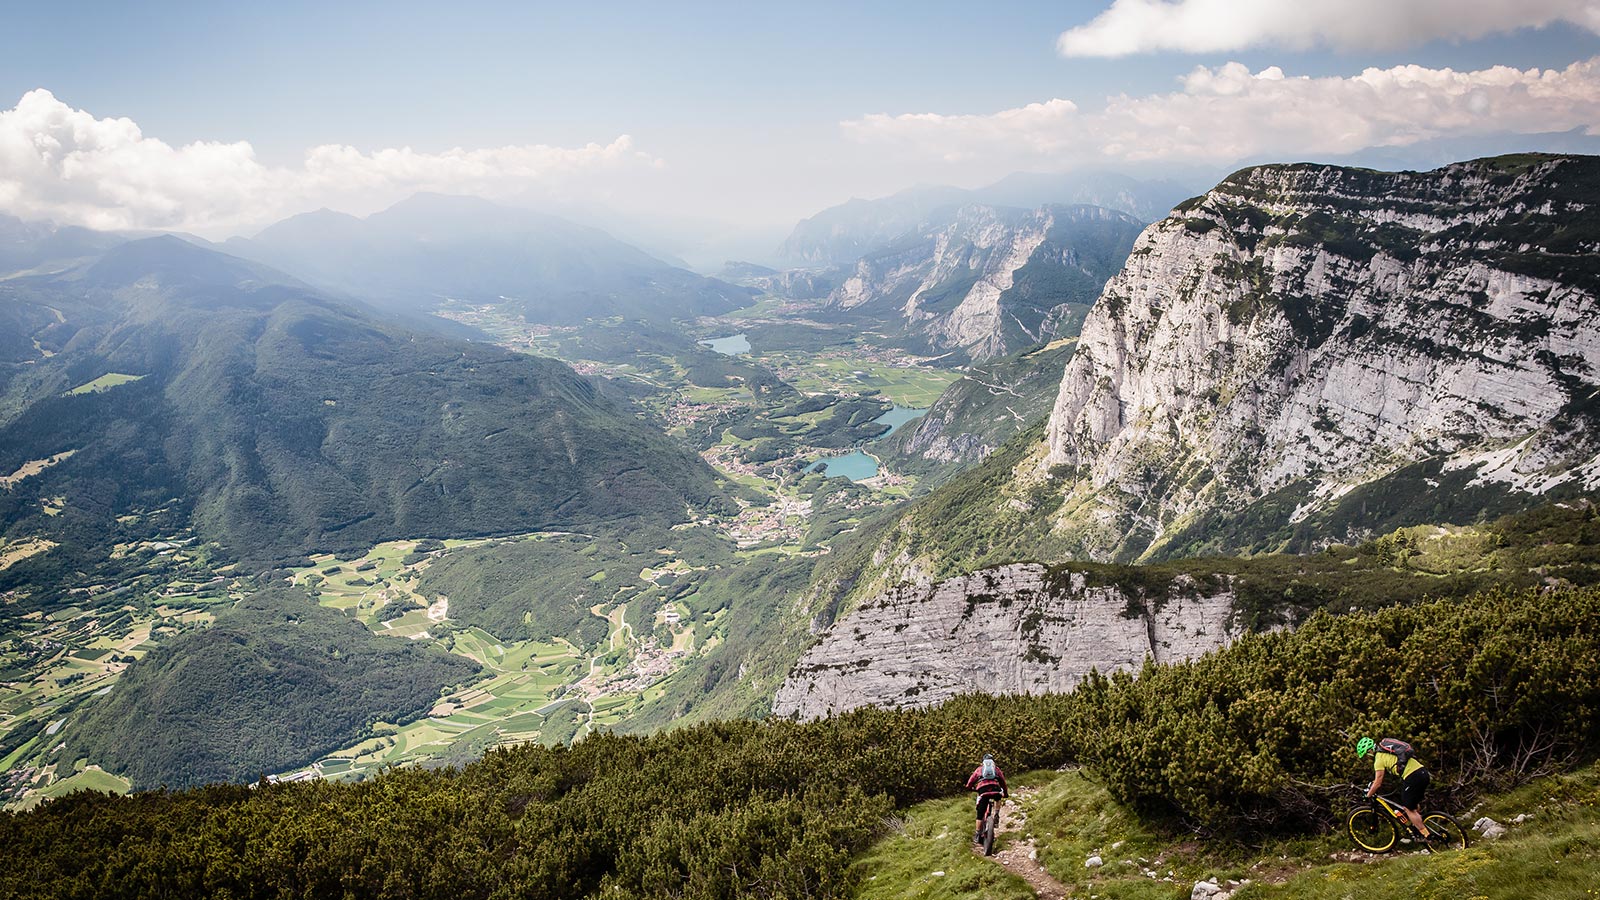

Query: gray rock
772 564 1238 718
1473 816 1509 839
827 205 1142 361
1044 158 1600 561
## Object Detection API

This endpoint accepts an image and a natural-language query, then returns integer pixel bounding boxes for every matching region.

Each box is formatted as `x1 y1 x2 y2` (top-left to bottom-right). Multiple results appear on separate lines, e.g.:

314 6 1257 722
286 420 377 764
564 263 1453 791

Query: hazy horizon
3 0 1599 265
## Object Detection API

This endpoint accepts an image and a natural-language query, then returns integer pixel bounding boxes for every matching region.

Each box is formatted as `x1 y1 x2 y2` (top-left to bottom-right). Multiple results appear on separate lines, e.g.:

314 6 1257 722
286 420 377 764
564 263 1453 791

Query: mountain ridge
225 193 755 323
823 203 1144 361
0 236 731 587
1043 153 1600 561
779 171 1194 265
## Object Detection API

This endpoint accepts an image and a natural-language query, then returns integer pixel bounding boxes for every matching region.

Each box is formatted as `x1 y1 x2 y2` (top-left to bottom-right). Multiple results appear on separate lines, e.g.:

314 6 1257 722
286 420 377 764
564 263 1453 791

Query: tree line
4 584 1596 899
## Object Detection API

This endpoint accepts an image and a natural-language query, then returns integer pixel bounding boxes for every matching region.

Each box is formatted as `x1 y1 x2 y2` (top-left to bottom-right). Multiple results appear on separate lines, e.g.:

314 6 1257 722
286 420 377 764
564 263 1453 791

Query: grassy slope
859 763 1600 900
851 787 1035 900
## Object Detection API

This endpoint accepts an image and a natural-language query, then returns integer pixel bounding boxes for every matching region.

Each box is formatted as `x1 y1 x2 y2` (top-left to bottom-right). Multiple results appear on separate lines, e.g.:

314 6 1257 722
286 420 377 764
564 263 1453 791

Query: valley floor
3 296 972 803
855 763 1600 900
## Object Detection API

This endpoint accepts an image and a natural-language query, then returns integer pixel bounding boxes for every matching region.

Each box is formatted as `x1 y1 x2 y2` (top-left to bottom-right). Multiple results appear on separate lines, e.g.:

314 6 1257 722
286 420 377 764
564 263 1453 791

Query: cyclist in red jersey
966 753 1009 843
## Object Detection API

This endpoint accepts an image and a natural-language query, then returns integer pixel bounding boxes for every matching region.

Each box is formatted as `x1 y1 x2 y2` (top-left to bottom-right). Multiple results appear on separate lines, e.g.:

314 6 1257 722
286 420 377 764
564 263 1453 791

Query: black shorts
975 792 1003 817
1399 769 1430 809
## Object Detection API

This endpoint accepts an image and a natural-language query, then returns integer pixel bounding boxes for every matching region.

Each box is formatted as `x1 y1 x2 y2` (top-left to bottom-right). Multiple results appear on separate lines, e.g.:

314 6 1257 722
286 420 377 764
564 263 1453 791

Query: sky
2 0 1598 253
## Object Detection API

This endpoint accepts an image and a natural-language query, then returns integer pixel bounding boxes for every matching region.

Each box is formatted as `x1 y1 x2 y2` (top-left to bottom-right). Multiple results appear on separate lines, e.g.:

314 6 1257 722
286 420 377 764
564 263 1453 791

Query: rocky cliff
826 204 1142 361
772 562 1238 719
778 172 1190 266
1043 154 1600 561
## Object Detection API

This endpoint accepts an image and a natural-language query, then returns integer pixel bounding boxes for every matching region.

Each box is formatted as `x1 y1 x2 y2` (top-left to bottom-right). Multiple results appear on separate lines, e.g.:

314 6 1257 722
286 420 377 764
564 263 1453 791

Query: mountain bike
1346 790 1469 853
976 791 1004 856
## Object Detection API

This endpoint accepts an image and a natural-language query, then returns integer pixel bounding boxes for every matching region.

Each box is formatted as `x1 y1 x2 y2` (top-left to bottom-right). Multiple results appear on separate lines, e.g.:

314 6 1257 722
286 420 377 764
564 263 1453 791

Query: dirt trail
978 787 1072 900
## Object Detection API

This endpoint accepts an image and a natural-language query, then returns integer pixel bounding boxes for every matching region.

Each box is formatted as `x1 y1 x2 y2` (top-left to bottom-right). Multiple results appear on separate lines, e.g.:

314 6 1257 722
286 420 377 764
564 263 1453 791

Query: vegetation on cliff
6 584 1596 899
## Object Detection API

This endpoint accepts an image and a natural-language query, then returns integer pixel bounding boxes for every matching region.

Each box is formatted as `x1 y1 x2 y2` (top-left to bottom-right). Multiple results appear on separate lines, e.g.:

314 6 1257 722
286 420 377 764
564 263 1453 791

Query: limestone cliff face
772 563 1238 719
1043 155 1600 560
828 205 1142 361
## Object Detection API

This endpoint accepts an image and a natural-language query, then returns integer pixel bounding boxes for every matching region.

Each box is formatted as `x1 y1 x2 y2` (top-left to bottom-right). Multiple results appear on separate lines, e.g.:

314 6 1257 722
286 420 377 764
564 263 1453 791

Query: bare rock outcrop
827 204 1142 360
773 563 1238 719
1043 155 1600 560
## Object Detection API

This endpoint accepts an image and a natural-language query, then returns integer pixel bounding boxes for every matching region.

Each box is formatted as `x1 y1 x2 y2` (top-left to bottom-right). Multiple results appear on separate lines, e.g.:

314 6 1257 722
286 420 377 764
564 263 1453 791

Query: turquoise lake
699 333 751 355
805 405 927 482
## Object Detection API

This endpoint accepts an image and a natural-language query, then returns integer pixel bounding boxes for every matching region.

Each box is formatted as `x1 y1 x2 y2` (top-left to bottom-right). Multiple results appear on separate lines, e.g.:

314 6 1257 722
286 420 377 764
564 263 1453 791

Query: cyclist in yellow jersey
1357 737 1432 840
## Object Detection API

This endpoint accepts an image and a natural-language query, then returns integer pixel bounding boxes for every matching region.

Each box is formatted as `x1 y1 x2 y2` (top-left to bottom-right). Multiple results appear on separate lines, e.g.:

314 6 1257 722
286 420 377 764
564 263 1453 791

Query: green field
26 767 131 806
64 372 145 396
769 353 959 408
1 568 231 810
271 538 700 781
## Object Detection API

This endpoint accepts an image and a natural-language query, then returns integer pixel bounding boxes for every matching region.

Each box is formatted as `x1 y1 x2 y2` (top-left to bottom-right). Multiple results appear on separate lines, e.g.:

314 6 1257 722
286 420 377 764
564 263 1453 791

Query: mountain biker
1358 736 1433 841
966 753 1009 843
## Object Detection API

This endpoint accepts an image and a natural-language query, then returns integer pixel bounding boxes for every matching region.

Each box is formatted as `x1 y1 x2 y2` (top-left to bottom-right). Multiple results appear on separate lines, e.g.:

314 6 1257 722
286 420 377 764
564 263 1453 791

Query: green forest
62 588 481 789
5 583 1596 899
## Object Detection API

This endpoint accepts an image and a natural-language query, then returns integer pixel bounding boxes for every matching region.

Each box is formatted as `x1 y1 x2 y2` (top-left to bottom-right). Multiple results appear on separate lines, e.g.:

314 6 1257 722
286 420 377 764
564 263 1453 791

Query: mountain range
821 203 1144 361
766 155 1600 718
778 170 1194 266
222 193 754 322
0 235 730 587
4 154 1600 840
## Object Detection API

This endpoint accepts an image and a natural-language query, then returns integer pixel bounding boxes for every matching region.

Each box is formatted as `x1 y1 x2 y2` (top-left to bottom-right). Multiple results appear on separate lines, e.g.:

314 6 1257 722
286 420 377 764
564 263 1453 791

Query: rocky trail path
979 787 1071 900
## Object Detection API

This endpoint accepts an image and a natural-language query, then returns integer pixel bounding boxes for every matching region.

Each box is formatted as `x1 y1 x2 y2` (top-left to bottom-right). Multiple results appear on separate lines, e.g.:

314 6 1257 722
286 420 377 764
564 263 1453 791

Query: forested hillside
4 584 1596 899
0 236 731 587
62 587 480 789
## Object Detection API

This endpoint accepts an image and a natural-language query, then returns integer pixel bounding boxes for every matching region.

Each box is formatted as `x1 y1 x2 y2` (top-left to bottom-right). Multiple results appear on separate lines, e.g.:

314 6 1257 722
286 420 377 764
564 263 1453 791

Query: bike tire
1422 812 1469 851
1347 806 1398 853
982 809 998 856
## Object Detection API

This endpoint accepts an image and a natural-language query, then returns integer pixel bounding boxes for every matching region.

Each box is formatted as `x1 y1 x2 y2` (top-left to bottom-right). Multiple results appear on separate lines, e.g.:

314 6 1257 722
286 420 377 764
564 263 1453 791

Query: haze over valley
3 4 1600 899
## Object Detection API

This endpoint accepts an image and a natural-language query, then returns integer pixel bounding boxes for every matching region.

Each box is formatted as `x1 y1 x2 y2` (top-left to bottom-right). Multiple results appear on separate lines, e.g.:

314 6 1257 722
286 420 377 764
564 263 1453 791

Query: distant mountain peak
222 193 754 322
779 172 1197 266
85 234 276 289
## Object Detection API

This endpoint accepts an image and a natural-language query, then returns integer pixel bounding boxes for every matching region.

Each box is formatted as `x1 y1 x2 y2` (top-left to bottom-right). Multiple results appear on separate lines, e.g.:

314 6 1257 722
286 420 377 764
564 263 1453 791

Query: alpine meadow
3 4 1600 900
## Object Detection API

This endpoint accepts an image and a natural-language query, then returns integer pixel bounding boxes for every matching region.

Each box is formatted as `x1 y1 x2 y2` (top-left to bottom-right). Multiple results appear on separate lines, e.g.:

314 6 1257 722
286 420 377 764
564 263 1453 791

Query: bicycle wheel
1347 806 1398 852
981 809 998 856
1423 813 1469 850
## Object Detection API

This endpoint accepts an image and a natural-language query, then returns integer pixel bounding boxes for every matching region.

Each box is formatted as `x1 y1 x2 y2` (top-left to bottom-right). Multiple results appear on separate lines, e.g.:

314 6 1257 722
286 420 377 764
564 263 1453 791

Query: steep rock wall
829 204 1142 361
773 563 1237 719
1043 155 1600 560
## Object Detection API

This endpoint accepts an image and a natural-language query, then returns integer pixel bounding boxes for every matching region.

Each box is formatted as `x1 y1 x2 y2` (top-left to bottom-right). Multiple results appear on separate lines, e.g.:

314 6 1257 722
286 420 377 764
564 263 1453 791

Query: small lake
873 406 927 440
805 405 928 482
699 333 751 355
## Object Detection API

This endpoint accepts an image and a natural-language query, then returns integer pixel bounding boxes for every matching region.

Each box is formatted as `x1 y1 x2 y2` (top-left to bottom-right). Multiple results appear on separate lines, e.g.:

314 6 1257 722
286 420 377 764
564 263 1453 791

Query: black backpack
1378 737 1414 770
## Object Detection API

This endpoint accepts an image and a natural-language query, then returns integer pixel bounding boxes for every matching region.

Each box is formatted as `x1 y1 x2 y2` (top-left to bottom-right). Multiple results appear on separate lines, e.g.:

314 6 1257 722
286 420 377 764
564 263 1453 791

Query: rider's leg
1400 771 1431 838
1404 806 1430 838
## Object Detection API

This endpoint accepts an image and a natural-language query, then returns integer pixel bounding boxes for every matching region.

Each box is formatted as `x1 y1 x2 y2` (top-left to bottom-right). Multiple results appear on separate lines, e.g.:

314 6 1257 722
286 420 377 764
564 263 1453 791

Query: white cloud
1057 0 1600 57
843 57 1600 169
0 89 662 234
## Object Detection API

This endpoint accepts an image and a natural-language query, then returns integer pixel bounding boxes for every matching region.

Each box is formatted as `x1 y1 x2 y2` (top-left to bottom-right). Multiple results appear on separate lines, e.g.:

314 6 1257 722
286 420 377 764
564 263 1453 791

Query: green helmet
1356 737 1376 759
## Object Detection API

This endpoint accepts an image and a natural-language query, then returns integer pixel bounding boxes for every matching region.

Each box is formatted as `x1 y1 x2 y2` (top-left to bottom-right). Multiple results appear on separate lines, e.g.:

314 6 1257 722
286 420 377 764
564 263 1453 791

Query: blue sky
2 0 1598 242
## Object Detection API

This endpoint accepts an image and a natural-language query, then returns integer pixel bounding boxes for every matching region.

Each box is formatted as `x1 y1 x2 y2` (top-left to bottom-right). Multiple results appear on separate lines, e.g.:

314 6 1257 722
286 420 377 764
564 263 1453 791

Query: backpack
981 759 996 780
1378 738 1414 770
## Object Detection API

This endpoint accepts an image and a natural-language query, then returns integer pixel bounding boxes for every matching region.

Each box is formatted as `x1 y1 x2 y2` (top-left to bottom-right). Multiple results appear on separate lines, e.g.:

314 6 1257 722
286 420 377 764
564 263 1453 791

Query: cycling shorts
1399 769 1430 810
975 791 1003 817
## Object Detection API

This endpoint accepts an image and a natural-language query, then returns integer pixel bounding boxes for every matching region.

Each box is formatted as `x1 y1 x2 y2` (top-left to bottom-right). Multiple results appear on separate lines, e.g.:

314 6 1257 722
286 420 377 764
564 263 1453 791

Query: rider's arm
965 769 978 790
1366 768 1385 798
999 771 1009 797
